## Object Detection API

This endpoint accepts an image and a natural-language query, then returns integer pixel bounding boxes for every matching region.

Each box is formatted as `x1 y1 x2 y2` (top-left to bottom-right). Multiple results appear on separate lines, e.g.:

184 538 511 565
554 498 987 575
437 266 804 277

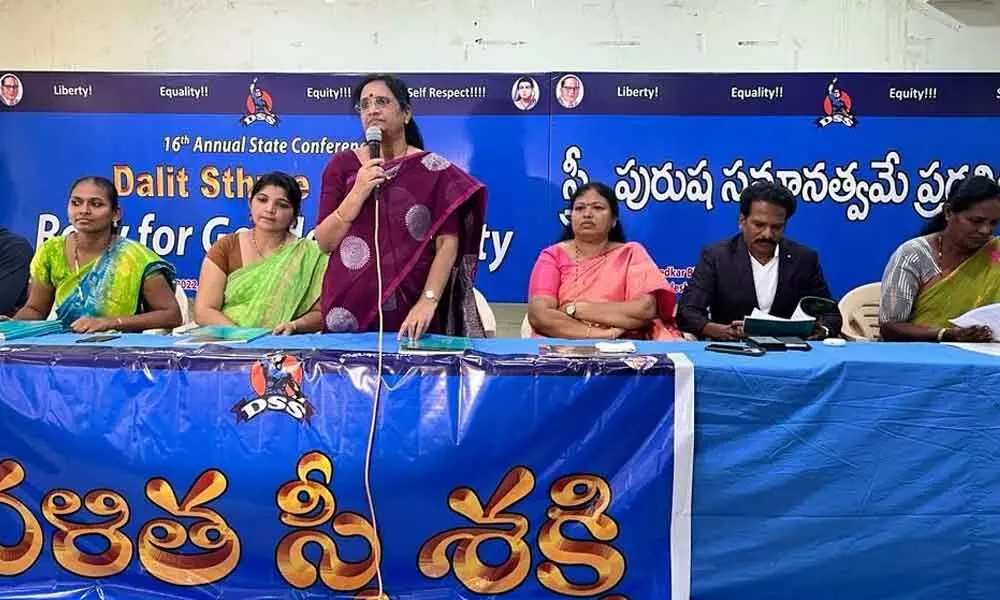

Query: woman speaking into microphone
314 74 487 340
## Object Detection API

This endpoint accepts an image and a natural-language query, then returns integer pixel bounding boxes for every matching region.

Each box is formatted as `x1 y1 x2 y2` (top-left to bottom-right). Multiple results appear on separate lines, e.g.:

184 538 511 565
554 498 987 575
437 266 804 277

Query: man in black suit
0 227 32 317
677 180 832 341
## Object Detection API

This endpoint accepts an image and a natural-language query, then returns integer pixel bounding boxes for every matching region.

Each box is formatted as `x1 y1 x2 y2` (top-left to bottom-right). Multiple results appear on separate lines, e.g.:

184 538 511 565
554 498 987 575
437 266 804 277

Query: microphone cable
364 178 386 597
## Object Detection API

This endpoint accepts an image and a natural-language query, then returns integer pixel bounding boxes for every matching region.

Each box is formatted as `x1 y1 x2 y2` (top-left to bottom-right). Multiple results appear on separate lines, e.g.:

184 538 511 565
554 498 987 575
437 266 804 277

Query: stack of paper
0 320 65 343
949 303 1000 341
944 343 1000 357
539 341 637 356
173 326 270 345
399 336 473 355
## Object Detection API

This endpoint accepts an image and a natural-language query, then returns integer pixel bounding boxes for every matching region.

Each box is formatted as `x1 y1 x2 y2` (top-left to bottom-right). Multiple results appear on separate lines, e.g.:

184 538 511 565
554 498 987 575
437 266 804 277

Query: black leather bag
797 296 843 338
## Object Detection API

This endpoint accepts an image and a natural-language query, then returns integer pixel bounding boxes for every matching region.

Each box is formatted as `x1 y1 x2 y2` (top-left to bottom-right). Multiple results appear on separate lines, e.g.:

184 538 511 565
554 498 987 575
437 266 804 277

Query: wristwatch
424 290 439 303
564 303 577 317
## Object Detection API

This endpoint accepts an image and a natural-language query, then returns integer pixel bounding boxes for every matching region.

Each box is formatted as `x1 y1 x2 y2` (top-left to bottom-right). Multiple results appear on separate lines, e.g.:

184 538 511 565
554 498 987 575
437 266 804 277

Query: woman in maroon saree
315 74 487 339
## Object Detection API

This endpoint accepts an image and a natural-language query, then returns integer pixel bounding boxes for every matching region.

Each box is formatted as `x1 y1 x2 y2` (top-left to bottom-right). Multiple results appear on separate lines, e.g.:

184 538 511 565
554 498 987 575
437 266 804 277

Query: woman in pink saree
315 74 487 339
527 182 682 340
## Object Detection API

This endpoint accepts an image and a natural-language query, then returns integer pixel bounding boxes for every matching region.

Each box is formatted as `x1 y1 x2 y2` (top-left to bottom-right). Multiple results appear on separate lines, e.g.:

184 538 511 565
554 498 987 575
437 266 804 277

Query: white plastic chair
473 288 496 338
838 282 882 341
49 286 191 335
174 287 191 324
143 286 191 334
520 313 533 338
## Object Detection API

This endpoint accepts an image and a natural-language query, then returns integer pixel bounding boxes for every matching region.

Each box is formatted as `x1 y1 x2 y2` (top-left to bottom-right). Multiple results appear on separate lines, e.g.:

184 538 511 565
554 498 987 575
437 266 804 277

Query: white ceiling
927 0 1000 26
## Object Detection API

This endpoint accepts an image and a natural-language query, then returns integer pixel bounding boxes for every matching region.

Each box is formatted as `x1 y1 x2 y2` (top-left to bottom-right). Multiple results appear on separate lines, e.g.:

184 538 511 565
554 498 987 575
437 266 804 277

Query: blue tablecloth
685 340 1000 600
11 331 999 368
2 333 1000 599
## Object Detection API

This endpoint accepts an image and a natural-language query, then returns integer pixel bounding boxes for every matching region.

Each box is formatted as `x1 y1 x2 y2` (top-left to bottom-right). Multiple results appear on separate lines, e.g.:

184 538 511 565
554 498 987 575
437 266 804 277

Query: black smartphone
776 336 812 351
747 336 787 351
705 343 765 357
75 334 121 343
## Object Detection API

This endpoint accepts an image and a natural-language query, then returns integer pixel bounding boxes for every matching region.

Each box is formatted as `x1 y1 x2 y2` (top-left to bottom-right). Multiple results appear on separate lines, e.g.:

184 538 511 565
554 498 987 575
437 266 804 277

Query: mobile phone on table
75 334 121 343
776 336 812 351
747 336 787 351
705 343 765 357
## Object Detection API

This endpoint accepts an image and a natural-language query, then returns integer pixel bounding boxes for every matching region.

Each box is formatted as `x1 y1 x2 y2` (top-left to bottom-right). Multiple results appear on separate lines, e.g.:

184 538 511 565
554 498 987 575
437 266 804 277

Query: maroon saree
317 150 487 336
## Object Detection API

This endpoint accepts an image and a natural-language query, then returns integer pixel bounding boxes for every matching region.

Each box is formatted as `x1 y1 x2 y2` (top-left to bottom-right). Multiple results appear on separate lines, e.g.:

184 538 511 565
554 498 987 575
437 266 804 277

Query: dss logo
232 353 314 423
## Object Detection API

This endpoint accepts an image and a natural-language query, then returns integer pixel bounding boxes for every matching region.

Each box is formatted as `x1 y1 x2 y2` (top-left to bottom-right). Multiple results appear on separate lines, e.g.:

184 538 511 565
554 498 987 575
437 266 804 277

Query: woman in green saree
194 172 328 334
880 175 1000 342
13 176 183 332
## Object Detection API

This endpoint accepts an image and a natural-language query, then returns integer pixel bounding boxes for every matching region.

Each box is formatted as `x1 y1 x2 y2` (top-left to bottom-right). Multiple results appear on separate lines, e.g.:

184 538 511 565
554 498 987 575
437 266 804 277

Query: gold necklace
72 231 112 273
572 240 609 261
250 229 287 258
936 233 969 275
571 240 611 286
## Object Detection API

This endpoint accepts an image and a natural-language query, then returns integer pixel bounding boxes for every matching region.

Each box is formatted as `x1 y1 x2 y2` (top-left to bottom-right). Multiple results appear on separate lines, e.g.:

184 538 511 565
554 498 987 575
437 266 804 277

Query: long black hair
559 182 627 243
251 171 303 220
921 175 1000 235
352 73 425 150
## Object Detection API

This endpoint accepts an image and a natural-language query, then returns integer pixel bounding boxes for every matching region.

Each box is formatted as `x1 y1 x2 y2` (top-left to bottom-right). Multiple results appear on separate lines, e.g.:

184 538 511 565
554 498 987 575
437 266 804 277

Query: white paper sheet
949 303 1000 341
944 342 1000 357
746 307 814 322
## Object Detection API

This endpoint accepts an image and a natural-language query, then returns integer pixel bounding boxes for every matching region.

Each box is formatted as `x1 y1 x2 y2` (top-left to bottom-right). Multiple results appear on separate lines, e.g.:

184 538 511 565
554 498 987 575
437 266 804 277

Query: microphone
365 126 382 160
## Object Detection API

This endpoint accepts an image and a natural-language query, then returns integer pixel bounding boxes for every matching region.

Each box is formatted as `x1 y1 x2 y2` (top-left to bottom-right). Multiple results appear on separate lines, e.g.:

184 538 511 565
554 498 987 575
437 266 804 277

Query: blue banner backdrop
0 345 693 599
1 71 999 301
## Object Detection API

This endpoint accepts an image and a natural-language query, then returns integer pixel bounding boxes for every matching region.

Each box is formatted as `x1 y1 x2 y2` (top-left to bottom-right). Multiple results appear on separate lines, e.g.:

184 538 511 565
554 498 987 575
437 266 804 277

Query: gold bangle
290 320 298 332
333 209 351 224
